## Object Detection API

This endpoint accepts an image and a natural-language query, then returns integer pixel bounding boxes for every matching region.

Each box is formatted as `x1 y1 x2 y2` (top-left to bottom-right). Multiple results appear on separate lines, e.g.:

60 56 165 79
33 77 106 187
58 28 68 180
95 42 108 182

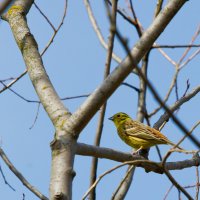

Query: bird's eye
117 115 120 117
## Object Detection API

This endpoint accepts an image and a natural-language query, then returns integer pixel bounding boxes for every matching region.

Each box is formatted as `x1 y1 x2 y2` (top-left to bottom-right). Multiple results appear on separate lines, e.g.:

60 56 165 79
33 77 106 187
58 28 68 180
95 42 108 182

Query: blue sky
0 0 200 199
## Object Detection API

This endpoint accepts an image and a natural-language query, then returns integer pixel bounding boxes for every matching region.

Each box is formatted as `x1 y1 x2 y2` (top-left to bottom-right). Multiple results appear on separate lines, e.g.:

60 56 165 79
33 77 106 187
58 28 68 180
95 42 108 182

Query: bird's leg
132 146 143 155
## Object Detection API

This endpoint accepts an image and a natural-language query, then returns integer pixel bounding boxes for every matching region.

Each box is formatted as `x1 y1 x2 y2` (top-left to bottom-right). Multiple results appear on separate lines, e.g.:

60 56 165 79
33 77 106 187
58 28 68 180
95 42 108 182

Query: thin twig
84 0 122 64
0 81 40 103
153 44 200 48
175 78 179 101
0 70 27 94
83 158 197 200
83 162 131 200
83 160 161 200
184 183 200 189
0 163 15 191
182 79 190 97
156 46 177 66
178 25 200 65
149 67 179 117
111 165 135 200
0 148 48 200
0 77 15 82
107 0 137 27
121 82 140 92
0 0 68 95
179 47 200 69
33 2 56 31
127 0 143 36
61 94 90 100
40 0 68 56
162 121 200 167
163 169 193 200
29 103 41 129
163 184 174 200
153 85 200 129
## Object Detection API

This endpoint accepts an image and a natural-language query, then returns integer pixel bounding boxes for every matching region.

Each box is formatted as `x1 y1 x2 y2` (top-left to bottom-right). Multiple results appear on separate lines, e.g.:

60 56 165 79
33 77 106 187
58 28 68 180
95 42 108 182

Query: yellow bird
109 112 181 154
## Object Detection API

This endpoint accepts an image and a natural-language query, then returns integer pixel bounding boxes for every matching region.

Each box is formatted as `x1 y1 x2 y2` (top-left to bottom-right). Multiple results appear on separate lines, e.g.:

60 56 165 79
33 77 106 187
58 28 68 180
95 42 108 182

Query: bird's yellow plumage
109 112 180 153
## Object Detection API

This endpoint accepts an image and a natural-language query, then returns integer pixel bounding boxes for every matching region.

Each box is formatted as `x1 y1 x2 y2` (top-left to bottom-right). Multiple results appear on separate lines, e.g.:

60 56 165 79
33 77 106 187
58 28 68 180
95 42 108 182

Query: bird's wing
145 126 180 147
124 120 170 144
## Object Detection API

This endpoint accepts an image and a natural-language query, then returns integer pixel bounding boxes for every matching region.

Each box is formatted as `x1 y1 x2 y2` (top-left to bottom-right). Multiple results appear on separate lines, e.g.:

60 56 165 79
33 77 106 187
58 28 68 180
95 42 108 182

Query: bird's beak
108 116 114 121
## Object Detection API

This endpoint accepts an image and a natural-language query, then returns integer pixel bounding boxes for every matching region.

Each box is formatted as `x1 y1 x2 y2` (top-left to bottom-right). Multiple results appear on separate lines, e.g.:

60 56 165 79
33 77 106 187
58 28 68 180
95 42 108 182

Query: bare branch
106 0 137 27
29 103 41 129
84 0 122 64
0 0 67 95
0 81 40 103
4 2 78 200
126 0 143 36
121 82 140 92
163 184 174 200
149 67 179 117
154 0 164 18
111 165 135 200
156 46 177 66
154 85 200 129
115 20 200 149
0 163 15 191
76 143 200 171
39 0 68 56
0 0 14 15
163 169 193 200
0 70 27 94
153 44 200 48
178 25 200 65
180 47 200 69
0 147 48 200
64 0 189 138
160 120 200 200
82 156 199 200
33 2 56 31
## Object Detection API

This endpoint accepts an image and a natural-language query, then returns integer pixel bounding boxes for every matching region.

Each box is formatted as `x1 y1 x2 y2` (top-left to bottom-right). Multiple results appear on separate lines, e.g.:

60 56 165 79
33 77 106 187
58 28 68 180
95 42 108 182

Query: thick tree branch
76 143 200 173
4 1 77 200
4 2 70 125
64 0 188 137
115 21 200 147
0 0 14 15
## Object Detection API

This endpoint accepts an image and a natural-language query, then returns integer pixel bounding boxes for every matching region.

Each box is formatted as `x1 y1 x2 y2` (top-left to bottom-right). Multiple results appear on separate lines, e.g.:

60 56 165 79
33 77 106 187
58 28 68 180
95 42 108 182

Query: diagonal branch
0 147 48 200
163 169 193 200
0 0 14 15
64 0 188 137
154 85 200 129
82 155 199 200
84 0 121 64
3 1 77 200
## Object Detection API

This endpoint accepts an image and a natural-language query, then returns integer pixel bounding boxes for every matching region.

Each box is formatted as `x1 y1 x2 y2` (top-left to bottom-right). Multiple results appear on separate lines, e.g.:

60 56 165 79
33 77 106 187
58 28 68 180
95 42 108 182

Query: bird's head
109 112 131 127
